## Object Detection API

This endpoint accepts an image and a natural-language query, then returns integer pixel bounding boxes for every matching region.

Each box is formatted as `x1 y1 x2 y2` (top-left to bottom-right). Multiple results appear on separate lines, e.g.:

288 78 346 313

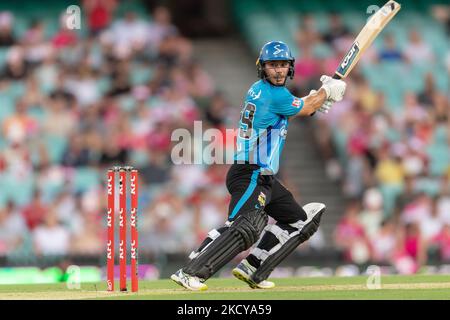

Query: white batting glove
309 90 333 114
319 75 347 102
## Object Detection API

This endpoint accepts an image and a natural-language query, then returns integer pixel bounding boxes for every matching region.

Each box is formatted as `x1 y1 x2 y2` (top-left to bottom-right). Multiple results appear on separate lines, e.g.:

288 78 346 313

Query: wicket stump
107 166 139 292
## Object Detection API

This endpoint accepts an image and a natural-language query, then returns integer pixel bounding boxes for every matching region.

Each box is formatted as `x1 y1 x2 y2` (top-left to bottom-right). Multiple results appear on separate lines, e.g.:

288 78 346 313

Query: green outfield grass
0 275 450 299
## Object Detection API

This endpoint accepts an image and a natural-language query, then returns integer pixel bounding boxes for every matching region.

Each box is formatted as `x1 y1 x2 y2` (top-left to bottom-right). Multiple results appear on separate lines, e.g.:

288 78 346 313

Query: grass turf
0 275 449 300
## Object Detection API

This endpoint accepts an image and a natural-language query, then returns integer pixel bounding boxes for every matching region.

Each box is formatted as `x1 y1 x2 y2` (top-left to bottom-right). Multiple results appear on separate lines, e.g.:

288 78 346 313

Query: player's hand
319 75 346 102
309 90 333 114
318 99 333 114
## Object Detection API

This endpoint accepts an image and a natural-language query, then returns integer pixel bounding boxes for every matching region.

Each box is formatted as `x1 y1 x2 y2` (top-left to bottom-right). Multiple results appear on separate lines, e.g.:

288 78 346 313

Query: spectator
356 78 378 113
139 151 171 185
322 13 351 46
22 20 50 66
374 147 404 187
82 0 117 35
53 191 82 235
404 30 434 64
61 134 90 167
371 219 397 264
140 194 181 253
395 176 418 216
1 46 29 80
204 92 231 128
378 34 405 62
65 67 101 107
21 190 47 230
359 188 384 240
418 73 438 108
295 14 321 48
334 201 371 264
420 197 443 243
294 44 320 89
105 11 150 56
147 6 178 52
2 99 39 144
0 202 27 255
99 137 128 167
401 143 427 178
343 148 368 199
435 224 450 262
32 210 70 256
0 11 16 47
107 61 131 96
401 192 432 225
52 13 78 49
165 192 196 252
185 61 215 98
42 95 77 137
437 178 450 224
190 187 228 241
70 209 103 255
432 93 449 124
49 72 76 103
23 75 45 107
394 222 426 274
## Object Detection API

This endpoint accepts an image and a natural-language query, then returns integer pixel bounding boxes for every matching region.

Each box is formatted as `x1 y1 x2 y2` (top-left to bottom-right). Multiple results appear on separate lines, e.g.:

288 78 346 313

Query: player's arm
270 76 346 117
295 88 328 117
291 75 347 117
269 88 327 118
268 86 305 117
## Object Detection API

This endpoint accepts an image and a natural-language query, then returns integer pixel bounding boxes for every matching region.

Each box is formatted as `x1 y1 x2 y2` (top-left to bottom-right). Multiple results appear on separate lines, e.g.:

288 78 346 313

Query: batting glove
319 75 346 102
309 90 333 114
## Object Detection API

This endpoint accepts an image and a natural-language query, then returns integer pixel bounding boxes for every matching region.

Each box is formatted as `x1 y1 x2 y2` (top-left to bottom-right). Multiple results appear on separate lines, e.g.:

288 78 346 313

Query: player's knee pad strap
183 208 268 280
189 224 231 259
251 203 325 283
251 224 291 261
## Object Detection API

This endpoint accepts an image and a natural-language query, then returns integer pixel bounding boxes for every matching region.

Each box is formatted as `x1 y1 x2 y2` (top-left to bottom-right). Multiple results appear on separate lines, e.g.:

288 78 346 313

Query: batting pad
251 202 326 284
183 208 268 280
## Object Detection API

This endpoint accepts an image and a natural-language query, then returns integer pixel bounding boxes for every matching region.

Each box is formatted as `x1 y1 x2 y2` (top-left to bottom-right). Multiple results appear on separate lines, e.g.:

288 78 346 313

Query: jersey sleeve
269 86 304 117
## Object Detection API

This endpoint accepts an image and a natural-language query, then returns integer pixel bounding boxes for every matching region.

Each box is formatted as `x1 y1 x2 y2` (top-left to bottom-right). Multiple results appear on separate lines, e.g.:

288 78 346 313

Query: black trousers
226 164 306 224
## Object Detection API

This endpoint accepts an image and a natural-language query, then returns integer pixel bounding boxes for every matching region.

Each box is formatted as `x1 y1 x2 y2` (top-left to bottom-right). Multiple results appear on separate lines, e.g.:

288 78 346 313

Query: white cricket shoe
170 269 208 291
232 259 275 289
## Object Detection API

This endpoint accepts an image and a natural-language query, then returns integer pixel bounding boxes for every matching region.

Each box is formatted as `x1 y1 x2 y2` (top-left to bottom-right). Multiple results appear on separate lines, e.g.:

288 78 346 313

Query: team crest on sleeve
292 98 301 108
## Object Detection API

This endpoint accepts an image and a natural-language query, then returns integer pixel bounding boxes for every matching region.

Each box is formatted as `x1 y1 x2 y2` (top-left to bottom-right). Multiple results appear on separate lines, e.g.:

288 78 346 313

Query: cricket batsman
171 41 347 290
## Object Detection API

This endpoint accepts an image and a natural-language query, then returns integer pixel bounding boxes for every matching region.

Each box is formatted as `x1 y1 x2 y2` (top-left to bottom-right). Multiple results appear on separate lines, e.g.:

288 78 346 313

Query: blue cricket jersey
234 80 304 175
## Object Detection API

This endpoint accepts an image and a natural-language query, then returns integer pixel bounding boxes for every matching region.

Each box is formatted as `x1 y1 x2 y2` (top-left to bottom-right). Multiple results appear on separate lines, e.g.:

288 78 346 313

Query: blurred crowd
0 1 236 262
291 12 449 273
0 1 448 275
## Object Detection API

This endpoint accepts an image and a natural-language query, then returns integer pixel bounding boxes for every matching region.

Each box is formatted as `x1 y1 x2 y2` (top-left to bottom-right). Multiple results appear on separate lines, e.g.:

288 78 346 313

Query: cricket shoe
170 269 208 291
232 259 275 289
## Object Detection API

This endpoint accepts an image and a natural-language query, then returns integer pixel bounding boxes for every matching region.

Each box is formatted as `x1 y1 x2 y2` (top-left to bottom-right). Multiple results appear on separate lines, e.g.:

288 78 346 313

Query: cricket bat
333 0 401 79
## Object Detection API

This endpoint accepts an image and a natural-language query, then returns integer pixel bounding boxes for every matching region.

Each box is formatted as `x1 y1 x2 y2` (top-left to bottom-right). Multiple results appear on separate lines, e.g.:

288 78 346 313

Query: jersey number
239 102 256 139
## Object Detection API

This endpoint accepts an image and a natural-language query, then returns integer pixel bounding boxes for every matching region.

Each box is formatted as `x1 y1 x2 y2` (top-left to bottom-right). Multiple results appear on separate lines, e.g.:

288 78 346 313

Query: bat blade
334 0 401 79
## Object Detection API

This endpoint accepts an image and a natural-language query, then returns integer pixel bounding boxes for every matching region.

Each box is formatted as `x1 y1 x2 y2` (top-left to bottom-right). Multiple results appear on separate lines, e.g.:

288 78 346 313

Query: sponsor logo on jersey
258 192 266 207
248 88 261 100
